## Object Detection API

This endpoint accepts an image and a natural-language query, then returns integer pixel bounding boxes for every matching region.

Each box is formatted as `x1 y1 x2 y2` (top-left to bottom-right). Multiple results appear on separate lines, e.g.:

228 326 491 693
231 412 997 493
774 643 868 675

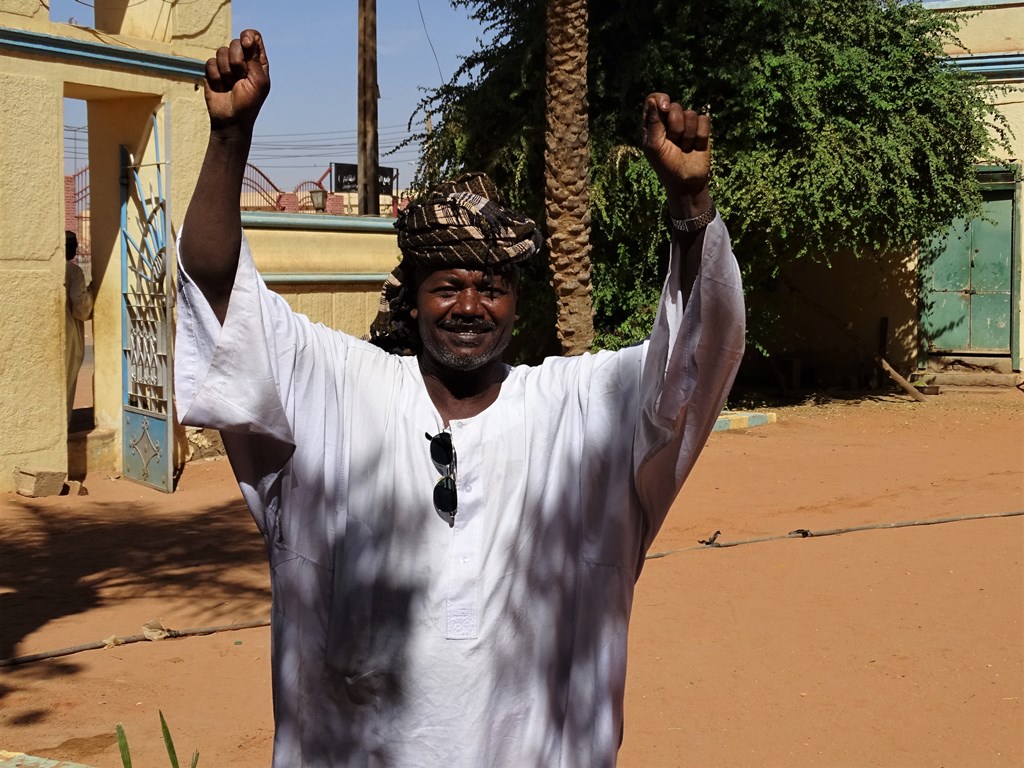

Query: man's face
413 267 518 373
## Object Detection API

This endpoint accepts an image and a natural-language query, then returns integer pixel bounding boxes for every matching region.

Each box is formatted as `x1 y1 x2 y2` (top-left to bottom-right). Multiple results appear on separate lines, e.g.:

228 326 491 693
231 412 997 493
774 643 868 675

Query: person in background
65 230 93 423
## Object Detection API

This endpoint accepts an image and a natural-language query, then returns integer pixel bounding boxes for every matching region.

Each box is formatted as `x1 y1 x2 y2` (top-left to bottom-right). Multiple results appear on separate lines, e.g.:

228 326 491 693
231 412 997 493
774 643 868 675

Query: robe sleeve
174 230 341 449
632 214 745 550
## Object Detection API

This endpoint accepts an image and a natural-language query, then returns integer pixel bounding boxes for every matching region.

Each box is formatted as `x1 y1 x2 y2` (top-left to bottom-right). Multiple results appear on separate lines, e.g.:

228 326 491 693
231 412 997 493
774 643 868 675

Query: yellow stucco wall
950 4 1024 56
1 0 45 22
0 58 91 486
244 222 401 336
1 0 229 49
247 228 400 277
950 4 1024 159
271 283 388 338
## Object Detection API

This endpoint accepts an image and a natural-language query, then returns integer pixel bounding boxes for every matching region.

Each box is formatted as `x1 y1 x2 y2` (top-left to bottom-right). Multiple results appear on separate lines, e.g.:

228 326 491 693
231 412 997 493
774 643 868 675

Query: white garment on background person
65 258 93 419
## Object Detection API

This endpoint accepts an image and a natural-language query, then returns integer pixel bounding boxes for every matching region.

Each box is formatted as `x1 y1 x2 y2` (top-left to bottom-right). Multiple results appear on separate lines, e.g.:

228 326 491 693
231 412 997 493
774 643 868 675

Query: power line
253 123 416 139
416 0 445 84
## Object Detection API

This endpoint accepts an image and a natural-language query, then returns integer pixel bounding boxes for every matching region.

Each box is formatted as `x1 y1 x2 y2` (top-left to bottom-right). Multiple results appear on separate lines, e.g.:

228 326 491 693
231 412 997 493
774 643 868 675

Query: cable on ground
0 619 269 669
4 511 1021 667
646 509 1024 560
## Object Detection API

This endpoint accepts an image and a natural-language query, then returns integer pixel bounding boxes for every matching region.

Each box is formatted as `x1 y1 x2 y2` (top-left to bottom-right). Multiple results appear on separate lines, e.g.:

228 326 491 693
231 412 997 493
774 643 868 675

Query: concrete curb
713 411 777 432
0 753 96 768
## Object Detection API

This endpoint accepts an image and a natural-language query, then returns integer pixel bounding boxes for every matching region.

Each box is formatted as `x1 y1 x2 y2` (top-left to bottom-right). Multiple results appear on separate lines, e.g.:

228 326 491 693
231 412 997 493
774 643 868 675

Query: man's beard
427 340 502 372
425 320 505 372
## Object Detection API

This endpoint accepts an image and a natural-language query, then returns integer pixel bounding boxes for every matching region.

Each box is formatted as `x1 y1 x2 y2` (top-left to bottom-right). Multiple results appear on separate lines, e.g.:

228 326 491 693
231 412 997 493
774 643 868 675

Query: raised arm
641 93 714 299
181 29 271 323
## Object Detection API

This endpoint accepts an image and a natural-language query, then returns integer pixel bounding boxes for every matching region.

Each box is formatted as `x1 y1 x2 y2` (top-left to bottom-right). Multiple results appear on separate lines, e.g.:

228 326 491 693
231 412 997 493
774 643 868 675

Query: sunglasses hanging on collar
425 430 458 527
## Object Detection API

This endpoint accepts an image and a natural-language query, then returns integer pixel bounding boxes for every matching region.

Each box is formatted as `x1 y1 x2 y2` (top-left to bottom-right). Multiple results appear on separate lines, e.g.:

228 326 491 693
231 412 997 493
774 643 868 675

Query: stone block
185 426 226 461
13 467 67 497
63 479 88 496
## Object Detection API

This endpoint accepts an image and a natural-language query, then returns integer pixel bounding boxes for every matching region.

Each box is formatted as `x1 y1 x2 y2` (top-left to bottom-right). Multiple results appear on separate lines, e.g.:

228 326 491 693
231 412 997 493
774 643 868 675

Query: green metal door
922 188 1014 355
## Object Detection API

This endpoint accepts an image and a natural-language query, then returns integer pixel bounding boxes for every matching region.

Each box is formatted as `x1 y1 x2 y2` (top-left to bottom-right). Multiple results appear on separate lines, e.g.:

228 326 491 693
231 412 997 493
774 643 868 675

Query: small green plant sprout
115 723 132 768
115 710 199 768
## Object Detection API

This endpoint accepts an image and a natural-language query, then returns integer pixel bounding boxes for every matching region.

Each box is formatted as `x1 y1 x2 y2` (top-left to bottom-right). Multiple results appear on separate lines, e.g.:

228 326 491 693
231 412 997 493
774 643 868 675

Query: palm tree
544 0 594 355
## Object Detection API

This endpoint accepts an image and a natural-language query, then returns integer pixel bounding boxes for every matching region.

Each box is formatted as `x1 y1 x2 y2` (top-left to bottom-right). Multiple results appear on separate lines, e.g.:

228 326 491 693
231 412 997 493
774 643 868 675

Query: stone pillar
0 71 68 490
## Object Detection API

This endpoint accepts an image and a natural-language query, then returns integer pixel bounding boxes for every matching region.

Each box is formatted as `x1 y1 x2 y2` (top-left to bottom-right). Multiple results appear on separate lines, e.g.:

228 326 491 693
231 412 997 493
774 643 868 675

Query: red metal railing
241 163 283 210
68 163 399 230
71 166 91 262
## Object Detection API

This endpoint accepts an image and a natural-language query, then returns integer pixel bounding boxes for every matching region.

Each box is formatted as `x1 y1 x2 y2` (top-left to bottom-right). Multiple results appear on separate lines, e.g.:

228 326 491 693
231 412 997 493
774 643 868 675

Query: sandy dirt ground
1 387 1021 768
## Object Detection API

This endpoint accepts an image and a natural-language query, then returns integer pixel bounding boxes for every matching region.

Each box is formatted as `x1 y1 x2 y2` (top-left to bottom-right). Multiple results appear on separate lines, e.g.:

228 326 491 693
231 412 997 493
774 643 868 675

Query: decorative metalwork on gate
121 112 175 492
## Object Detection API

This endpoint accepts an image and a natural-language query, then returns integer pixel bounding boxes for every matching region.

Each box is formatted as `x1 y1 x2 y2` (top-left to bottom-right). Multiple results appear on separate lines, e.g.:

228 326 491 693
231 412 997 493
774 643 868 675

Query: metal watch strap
670 204 717 233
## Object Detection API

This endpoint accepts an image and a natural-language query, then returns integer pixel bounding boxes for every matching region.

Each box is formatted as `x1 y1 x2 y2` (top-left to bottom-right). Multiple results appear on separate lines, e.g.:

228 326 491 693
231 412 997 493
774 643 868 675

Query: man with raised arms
176 29 745 768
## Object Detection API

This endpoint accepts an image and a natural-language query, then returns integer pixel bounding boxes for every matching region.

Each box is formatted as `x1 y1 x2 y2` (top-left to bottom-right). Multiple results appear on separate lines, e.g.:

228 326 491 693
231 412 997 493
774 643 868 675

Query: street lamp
310 188 328 213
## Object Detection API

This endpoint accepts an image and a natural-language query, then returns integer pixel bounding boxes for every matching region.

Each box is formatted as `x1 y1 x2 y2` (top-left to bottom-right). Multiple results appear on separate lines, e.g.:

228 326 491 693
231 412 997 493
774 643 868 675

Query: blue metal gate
120 113 175 492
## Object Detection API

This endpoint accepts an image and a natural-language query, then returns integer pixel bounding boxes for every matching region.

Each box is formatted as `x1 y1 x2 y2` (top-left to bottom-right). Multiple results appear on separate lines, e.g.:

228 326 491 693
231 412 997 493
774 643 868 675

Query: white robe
174 216 745 768
65 259 93 418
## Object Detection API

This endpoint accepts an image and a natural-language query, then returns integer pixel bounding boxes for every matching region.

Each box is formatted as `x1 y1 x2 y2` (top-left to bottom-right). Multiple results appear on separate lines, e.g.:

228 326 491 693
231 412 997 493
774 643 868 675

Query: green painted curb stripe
713 412 776 432
261 273 389 285
241 211 398 232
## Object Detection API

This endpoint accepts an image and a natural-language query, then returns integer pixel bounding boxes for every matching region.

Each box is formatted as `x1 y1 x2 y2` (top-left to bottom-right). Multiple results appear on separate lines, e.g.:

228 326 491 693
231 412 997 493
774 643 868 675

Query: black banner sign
332 163 397 195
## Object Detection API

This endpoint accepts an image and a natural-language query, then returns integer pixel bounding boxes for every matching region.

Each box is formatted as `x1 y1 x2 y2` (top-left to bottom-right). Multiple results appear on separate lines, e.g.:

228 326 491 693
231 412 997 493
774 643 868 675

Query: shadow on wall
739 245 946 391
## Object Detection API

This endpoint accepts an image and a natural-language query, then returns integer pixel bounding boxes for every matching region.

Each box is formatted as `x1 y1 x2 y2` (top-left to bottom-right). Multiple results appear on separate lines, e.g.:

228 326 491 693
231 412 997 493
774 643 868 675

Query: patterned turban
368 172 542 352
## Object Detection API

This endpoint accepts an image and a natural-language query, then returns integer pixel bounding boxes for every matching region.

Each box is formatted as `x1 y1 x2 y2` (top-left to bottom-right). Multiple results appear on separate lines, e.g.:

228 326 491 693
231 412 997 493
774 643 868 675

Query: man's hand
182 29 270 322
641 93 712 220
204 29 271 132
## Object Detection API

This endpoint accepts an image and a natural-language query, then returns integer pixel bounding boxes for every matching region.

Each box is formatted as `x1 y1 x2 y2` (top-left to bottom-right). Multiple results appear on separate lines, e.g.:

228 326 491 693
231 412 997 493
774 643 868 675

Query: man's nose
452 289 483 316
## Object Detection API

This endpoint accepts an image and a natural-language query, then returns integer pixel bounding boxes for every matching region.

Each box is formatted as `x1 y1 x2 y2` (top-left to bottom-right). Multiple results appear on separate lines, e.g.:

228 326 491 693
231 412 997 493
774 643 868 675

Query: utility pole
358 0 379 216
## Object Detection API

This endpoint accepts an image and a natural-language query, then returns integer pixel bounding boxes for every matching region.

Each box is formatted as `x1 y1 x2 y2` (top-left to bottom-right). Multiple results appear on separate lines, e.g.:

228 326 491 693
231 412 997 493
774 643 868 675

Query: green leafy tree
414 0 1011 355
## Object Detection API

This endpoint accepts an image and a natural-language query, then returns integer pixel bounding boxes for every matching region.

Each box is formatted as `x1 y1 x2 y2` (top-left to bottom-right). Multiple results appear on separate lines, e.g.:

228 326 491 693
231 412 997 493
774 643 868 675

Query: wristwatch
670 204 717 233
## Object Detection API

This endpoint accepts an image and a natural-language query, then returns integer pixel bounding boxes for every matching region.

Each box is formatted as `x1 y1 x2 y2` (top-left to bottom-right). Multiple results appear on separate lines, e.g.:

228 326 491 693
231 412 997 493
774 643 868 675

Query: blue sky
57 1 491 190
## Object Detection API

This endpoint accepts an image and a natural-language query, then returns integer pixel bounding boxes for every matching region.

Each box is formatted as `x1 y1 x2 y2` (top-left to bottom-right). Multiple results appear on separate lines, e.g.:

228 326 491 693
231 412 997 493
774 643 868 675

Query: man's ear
410 308 418 319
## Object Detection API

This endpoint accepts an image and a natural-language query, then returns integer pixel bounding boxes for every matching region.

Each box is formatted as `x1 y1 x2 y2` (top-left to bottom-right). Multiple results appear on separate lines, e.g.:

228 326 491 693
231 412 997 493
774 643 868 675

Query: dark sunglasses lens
434 476 457 513
434 476 457 526
430 433 454 466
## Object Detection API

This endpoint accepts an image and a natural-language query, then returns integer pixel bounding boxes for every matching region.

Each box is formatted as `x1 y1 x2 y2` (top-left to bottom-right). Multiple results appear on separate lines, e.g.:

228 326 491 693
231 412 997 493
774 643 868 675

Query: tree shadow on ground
0 497 268 702
729 386 915 411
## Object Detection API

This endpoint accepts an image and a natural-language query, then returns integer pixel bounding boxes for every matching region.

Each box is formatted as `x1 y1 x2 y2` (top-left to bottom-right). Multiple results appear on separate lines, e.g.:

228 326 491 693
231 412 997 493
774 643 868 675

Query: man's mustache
439 319 497 333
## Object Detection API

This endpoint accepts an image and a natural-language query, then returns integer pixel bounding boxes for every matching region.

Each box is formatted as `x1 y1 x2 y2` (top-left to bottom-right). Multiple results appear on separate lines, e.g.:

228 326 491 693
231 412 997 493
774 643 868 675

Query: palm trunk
544 0 594 355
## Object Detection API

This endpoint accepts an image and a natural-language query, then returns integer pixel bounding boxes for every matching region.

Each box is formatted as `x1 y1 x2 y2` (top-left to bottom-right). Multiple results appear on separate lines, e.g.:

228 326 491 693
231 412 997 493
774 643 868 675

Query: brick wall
64 176 76 233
